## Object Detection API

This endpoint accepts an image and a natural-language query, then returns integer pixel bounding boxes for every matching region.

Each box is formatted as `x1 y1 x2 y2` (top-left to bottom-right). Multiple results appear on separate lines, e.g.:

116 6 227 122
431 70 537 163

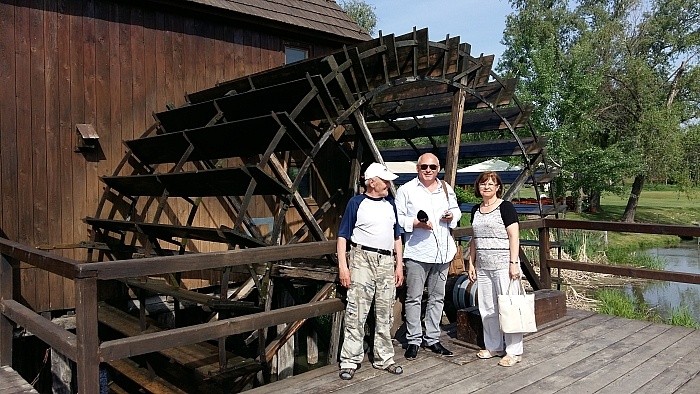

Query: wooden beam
0 255 13 366
78 241 337 280
263 283 334 363
444 84 466 185
544 219 700 238
364 107 531 141
368 80 516 119
99 298 344 362
354 113 397 196
0 300 77 361
327 307 344 365
503 151 545 201
107 359 187 394
124 278 260 312
75 278 99 394
0 238 82 279
98 303 253 378
539 227 551 289
271 264 337 282
326 55 396 196
518 250 542 291
268 154 327 242
548 259 700 285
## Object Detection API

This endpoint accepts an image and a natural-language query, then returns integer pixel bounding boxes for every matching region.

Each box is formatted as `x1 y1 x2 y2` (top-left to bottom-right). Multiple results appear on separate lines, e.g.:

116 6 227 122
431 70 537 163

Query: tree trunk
574 187 584 213
588 190 601 213
621 174 645 222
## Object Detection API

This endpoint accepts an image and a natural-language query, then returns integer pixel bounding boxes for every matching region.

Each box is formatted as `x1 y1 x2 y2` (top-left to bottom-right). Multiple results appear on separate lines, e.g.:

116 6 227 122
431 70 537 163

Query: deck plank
638 334 700 392
518 322 674 393
468 318 653 393
427 314 641 393
595 327 700 393
674 371 700 394
554 325 696 394
245 310 700 394
328 355 445 394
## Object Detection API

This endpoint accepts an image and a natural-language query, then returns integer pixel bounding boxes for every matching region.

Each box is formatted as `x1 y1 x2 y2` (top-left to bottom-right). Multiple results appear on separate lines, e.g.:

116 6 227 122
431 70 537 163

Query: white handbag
498 280 537 333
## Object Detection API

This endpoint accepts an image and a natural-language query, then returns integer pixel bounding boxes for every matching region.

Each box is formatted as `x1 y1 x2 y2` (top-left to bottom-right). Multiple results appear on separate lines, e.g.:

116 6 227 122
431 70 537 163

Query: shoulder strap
441 180 454 236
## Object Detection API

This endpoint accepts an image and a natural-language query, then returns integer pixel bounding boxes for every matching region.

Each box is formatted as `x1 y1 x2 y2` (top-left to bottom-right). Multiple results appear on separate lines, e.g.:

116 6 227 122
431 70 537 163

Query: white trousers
477 268 523 356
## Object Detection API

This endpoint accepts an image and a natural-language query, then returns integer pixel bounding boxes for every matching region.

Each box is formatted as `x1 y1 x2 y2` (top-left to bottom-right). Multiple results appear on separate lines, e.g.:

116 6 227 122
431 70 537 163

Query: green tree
500 0 700 220
500 0 633 212
682 124 700 185
338 0 378 36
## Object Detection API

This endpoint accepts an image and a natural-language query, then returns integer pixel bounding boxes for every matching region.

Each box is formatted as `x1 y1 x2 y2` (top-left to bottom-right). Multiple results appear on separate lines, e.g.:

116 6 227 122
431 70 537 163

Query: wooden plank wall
0 0 341 312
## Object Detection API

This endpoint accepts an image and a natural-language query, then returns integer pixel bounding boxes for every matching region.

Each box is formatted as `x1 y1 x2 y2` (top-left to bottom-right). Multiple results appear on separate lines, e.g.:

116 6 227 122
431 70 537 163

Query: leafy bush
455 185 480 204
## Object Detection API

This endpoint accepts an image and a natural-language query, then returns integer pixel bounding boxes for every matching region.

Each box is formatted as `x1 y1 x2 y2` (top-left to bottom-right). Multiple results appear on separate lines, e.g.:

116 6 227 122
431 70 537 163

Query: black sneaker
404 344 419 360
427 342 454 357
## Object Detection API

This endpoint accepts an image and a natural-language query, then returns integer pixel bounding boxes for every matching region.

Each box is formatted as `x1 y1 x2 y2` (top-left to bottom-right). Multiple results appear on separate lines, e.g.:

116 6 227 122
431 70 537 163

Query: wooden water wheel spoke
287 189 344 245
343 46 369 96
153 100 220 134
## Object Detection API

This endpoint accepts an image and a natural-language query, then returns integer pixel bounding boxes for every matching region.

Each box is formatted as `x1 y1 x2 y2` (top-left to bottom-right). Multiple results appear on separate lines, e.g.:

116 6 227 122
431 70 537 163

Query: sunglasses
419 164 438 171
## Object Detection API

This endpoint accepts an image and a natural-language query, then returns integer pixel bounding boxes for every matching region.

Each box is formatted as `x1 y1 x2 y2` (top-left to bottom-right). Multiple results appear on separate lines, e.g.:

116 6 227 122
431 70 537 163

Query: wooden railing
455 218 700 289
0 238 342 393
2 219 700 392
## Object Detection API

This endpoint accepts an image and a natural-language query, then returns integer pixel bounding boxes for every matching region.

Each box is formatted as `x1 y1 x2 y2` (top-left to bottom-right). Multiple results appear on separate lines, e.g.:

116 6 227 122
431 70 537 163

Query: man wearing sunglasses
395 153 462 360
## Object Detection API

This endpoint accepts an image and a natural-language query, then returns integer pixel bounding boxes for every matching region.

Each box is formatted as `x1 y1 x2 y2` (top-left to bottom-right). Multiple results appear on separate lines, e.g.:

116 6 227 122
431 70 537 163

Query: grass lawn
513 185 700 250
555 188 700 225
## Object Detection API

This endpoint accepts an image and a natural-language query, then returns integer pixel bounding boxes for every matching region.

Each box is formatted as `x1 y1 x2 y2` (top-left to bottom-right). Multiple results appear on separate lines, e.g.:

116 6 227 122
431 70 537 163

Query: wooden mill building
0 0 369 313
0 0 554 392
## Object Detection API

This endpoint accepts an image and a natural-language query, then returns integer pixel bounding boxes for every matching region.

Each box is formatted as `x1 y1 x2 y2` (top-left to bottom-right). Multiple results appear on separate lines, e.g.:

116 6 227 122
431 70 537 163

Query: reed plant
595 288 700 328
595 288 647 320
545 229 667 269
604 247 666 270
559 229 605 262
667 306 700 329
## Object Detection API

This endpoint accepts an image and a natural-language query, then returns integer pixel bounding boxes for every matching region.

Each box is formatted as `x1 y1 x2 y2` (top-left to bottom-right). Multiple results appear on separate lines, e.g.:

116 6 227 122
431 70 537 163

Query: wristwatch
509 261 519 265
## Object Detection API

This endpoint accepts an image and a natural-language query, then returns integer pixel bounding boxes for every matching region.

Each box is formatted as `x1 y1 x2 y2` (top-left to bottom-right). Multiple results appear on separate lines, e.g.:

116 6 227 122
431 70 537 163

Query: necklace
482 199 497 207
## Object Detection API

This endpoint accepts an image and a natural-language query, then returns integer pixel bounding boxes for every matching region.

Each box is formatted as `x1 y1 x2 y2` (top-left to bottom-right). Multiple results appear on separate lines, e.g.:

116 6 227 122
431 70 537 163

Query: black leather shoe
427 342 454 357
404 344 419 360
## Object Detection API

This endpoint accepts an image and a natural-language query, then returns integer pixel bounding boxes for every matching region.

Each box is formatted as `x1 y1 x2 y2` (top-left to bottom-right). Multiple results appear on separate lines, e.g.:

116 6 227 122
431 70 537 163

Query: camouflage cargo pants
339 247 397 370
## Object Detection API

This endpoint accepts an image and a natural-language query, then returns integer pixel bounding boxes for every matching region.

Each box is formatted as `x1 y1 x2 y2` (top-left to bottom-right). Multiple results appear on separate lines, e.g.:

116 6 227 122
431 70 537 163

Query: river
624 241 700 322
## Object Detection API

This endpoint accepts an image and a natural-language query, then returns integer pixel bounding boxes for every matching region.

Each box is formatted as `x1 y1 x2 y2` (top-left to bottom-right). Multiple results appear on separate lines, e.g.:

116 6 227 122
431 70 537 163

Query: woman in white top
467 171 523 367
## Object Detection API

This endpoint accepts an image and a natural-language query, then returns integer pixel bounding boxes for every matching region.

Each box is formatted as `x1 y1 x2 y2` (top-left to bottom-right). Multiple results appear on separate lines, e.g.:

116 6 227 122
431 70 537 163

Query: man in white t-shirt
337 163 405 380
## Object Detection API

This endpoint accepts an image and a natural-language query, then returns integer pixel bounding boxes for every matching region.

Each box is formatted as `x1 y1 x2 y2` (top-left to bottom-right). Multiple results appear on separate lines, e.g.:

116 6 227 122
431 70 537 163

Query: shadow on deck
247 309 700 393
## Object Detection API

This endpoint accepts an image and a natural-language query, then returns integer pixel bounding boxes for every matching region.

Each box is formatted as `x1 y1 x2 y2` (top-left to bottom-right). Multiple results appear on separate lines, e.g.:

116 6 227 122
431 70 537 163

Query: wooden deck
0 366 38 393
247 309 700 393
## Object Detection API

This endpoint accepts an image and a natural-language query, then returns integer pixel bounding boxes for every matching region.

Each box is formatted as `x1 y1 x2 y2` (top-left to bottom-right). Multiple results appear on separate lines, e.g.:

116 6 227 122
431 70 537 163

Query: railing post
0 254 13 366
539 225 551 289
75 276 99 394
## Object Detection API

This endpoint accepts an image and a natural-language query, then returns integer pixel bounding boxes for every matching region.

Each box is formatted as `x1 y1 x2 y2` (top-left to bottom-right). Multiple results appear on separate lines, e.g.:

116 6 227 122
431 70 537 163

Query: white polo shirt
395 177 462 264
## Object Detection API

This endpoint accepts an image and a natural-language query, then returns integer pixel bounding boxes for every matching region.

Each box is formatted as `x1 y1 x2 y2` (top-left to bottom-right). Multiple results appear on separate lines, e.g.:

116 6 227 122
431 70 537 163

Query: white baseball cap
364 162 398 181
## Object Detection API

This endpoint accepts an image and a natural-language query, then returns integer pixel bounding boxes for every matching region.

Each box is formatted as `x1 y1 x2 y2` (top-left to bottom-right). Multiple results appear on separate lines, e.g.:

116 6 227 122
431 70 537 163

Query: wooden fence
2 218 700 392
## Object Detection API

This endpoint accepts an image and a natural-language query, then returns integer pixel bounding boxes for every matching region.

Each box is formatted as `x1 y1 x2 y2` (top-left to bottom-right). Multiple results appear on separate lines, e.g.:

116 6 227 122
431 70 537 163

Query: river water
623 241 700 322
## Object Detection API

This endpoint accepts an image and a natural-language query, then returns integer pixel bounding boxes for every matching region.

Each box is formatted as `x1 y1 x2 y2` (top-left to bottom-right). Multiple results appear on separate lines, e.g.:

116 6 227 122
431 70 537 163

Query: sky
368 0 515 60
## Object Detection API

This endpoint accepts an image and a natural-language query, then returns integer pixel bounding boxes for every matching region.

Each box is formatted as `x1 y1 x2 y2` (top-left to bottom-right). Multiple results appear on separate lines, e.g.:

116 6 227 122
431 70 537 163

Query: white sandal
498 354 522 366
476 349 505 359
